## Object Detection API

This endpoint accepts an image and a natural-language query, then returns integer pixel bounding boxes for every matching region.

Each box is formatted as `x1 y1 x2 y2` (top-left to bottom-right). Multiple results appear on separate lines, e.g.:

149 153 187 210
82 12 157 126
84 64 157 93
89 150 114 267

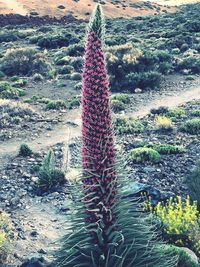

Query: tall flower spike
82 3 117 240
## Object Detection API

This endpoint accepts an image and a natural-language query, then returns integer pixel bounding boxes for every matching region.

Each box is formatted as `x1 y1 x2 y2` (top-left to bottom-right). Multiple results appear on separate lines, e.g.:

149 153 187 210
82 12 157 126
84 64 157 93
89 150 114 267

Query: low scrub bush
18 144 33 157
180 118 200 134
126 71 162 91
150 106 169 115
70 72 82 81
177 56 200 74
148 144 186 154
0 81 25 99
58 65 74 75
0 31 18 43
111 99 125 112
128 147 160 163
67 96 80 109
0 48 51 76
0 99 35 128
65 43 84 57
111 93 130 104
192 109 200 117
46 100 67 110
113 116 144 134
111 93 130 112
155 115 173 132
37 33 79 49
38 150 65 191
167 107 186 120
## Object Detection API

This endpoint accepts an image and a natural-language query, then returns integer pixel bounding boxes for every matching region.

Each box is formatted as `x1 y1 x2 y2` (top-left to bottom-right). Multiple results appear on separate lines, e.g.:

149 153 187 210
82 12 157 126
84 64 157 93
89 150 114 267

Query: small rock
134 88 142 93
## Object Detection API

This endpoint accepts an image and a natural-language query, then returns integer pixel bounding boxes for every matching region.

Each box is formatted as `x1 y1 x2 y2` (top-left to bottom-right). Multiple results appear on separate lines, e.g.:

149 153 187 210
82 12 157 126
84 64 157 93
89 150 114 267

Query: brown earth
0 0 176 19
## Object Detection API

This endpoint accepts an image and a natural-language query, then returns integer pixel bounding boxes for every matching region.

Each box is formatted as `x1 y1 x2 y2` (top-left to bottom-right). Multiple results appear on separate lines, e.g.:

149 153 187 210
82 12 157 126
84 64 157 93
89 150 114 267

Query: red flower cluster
81 31 117 230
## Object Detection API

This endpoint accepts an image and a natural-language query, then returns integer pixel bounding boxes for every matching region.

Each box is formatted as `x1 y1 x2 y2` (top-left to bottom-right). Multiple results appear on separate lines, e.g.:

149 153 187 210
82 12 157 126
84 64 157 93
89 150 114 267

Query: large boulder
122 181 175 206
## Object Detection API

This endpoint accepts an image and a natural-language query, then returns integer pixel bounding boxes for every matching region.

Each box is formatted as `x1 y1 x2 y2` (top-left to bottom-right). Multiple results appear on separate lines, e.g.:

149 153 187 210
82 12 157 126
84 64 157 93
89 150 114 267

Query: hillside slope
0 0 175 18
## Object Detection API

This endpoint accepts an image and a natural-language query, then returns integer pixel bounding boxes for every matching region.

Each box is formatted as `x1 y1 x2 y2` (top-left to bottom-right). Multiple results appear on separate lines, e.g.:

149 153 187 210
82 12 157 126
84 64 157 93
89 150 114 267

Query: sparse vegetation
0 99 35 129
0 48 51 76
0 81 25 99
113 116 144 134
180 118 200 134
38 150 65 191
18 144 33 157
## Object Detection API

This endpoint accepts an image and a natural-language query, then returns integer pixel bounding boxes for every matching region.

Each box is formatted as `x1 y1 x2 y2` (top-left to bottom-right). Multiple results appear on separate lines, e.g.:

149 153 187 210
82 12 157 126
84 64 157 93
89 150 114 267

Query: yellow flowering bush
155 115 173 131
146 196 200 256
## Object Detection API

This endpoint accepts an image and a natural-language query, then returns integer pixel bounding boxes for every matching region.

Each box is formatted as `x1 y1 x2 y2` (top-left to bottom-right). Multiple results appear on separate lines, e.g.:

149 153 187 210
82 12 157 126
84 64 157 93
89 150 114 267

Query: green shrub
177 56 200 74
58 65 74 75
126 71 162 91
148 144 186 154
68 96 80 109
0 81 25 99
0 48 51 76
150 106 169 115
0 31 18 43
111 99 125 112
167 107 186 120
18 143 33 157
180 118 200 134
0 99 35 129
65 43 84 57
10 76 18 82
111 93 130 104
128 147 160 163
38 150 65 191
186 160 200 211
37 33 79 49
46 100 67 110
70 72 82 81
113 116 144 134
12 79 27 88
54 56 71 66
192 109 200 117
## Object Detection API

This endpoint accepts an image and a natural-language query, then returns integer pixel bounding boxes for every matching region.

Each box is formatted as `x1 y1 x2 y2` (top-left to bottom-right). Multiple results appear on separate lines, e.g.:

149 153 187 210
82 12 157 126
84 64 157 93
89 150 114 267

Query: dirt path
0 85 200 165
127 85 200 118
0 0 27 15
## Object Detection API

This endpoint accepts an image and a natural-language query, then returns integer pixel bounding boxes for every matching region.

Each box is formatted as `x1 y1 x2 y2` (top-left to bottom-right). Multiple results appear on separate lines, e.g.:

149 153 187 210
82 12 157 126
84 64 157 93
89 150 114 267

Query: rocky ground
0 75 200 266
